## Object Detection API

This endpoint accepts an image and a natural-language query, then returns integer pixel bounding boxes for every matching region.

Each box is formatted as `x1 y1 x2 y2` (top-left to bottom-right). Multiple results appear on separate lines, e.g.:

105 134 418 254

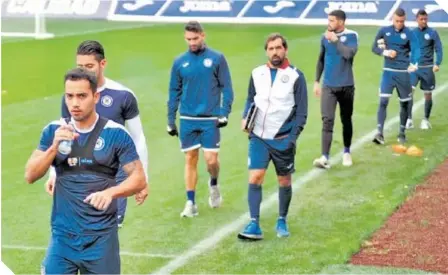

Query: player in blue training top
313 9 358 169
372 8 420 145
45 40 149 228
167 21 234 218
24 68 147 275
406 9 443 130
238 33 308 241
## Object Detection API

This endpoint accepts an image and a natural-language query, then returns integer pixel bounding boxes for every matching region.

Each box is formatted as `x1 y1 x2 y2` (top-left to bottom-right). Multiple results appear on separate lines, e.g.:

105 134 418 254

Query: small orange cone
406 145 423 157
392 144 408 154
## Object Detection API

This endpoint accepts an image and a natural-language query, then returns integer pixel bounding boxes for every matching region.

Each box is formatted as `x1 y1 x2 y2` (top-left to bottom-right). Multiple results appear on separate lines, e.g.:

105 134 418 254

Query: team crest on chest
95 137 105 151
340 36 347 43
203 58 213 68
101 95 113 107
424 33 431 40
400 33 407 40
67 157 78 167
281 75 289 83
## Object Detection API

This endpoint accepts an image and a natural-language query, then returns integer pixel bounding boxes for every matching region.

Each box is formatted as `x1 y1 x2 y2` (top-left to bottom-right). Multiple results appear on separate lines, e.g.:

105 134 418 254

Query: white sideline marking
2 244 178 259
152 82 448 274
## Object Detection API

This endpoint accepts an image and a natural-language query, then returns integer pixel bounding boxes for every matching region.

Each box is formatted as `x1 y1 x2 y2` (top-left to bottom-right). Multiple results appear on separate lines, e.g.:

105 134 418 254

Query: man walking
167 21 234 217
313 9 358 169
238 33 308 240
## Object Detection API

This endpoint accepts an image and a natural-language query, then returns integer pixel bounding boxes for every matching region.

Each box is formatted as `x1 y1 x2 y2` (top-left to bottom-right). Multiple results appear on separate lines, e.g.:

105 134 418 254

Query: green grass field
2 20 448 274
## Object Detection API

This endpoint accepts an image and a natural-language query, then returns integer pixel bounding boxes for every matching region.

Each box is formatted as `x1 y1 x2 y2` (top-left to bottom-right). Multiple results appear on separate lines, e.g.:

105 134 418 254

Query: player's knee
249 170 266 185
425 93 432 100
322 116 335 131
379 97 389 108
278 174 292 187
400 100 409 109
204 152 219 168
185 150 199 166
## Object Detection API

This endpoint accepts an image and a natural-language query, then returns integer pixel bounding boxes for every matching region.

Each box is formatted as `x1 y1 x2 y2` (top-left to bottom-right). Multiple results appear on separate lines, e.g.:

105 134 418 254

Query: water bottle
58 122 75 155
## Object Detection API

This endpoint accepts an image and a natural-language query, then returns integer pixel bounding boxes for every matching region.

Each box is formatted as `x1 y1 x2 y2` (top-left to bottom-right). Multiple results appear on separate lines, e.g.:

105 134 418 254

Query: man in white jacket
238 33 308 241
46 40 149 228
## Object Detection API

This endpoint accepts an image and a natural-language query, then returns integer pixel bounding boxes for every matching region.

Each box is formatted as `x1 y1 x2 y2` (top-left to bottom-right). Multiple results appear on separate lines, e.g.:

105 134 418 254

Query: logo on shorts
400 33 407 40
340 35 347 43
203 58 213 68
40 265 46 275
281 75 289 83
247 157 251 167
101 95 113 107
424 33 431 40
68 157 78 167
95 137 105 151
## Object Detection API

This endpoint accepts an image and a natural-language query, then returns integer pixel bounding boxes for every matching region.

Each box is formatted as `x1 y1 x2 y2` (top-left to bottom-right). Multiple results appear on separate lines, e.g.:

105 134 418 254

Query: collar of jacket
266 58 290 69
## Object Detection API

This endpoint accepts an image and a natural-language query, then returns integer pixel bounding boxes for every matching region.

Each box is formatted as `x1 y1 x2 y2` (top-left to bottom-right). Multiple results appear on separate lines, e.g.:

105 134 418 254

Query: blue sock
344 147 350 153
248 183 262 223
210 178 217 186
187 190 195 204
278 185 292 218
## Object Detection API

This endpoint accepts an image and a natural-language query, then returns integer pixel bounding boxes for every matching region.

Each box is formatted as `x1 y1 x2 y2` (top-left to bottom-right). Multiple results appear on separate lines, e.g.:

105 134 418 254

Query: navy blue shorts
179 118 220 152
248 135 296 176
411 67 436 92
379 70 412 101
41 230 120 275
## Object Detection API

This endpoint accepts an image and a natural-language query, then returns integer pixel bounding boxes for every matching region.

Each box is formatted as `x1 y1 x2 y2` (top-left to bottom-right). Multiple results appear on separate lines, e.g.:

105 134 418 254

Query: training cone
392 144 408 154
406 145 423 157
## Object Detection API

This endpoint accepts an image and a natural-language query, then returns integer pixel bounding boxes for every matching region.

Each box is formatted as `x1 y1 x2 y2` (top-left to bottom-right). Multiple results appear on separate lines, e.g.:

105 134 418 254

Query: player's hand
45 176 55 196
407 63 418 73
433 65 440 72
389 50 397 59
314 81 321 97
241 119 248 133
135 185 148 205
84 190 113 211
52 123 78 148
325 31 338 43
166 124 178 136
216 116 228 128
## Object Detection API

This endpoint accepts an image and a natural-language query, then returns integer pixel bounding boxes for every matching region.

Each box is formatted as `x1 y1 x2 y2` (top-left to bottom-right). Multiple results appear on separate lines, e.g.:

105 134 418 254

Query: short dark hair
64 67 98 93
185 21 203 33
264 33 288 50
329 9 346 21
394 8 406 17
416 9 428 17
77 40 105 62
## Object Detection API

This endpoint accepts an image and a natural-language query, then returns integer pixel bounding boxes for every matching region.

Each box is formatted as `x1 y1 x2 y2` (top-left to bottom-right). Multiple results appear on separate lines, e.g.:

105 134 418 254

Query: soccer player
25 68 147 274
167 21 234 217
237 33 308 240
406 9 443 130
45 40 149 228
372 8 420 145
312 9 358 169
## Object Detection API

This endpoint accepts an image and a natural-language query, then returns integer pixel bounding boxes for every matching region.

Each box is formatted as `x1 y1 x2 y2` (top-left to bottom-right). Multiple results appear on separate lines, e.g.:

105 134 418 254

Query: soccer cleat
237 220 263 241
276 217 290 238
208 182 222 208
420 119 432 130
405 118 414 129
313 155 330 169
372 133 385 145
342 153 353 167
180 200 198 218
397 133 407 144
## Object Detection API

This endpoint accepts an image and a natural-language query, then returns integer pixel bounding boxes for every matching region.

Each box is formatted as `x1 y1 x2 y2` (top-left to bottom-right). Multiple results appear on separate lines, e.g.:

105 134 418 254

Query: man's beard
270 56 283 67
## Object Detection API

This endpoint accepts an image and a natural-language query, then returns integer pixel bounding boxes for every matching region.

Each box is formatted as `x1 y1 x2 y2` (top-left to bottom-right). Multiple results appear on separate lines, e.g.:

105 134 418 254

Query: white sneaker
180 200 198 218
208 184 222 208
342 153 353 167
420 119 431 130
406 118 414 129
313 155 330 169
